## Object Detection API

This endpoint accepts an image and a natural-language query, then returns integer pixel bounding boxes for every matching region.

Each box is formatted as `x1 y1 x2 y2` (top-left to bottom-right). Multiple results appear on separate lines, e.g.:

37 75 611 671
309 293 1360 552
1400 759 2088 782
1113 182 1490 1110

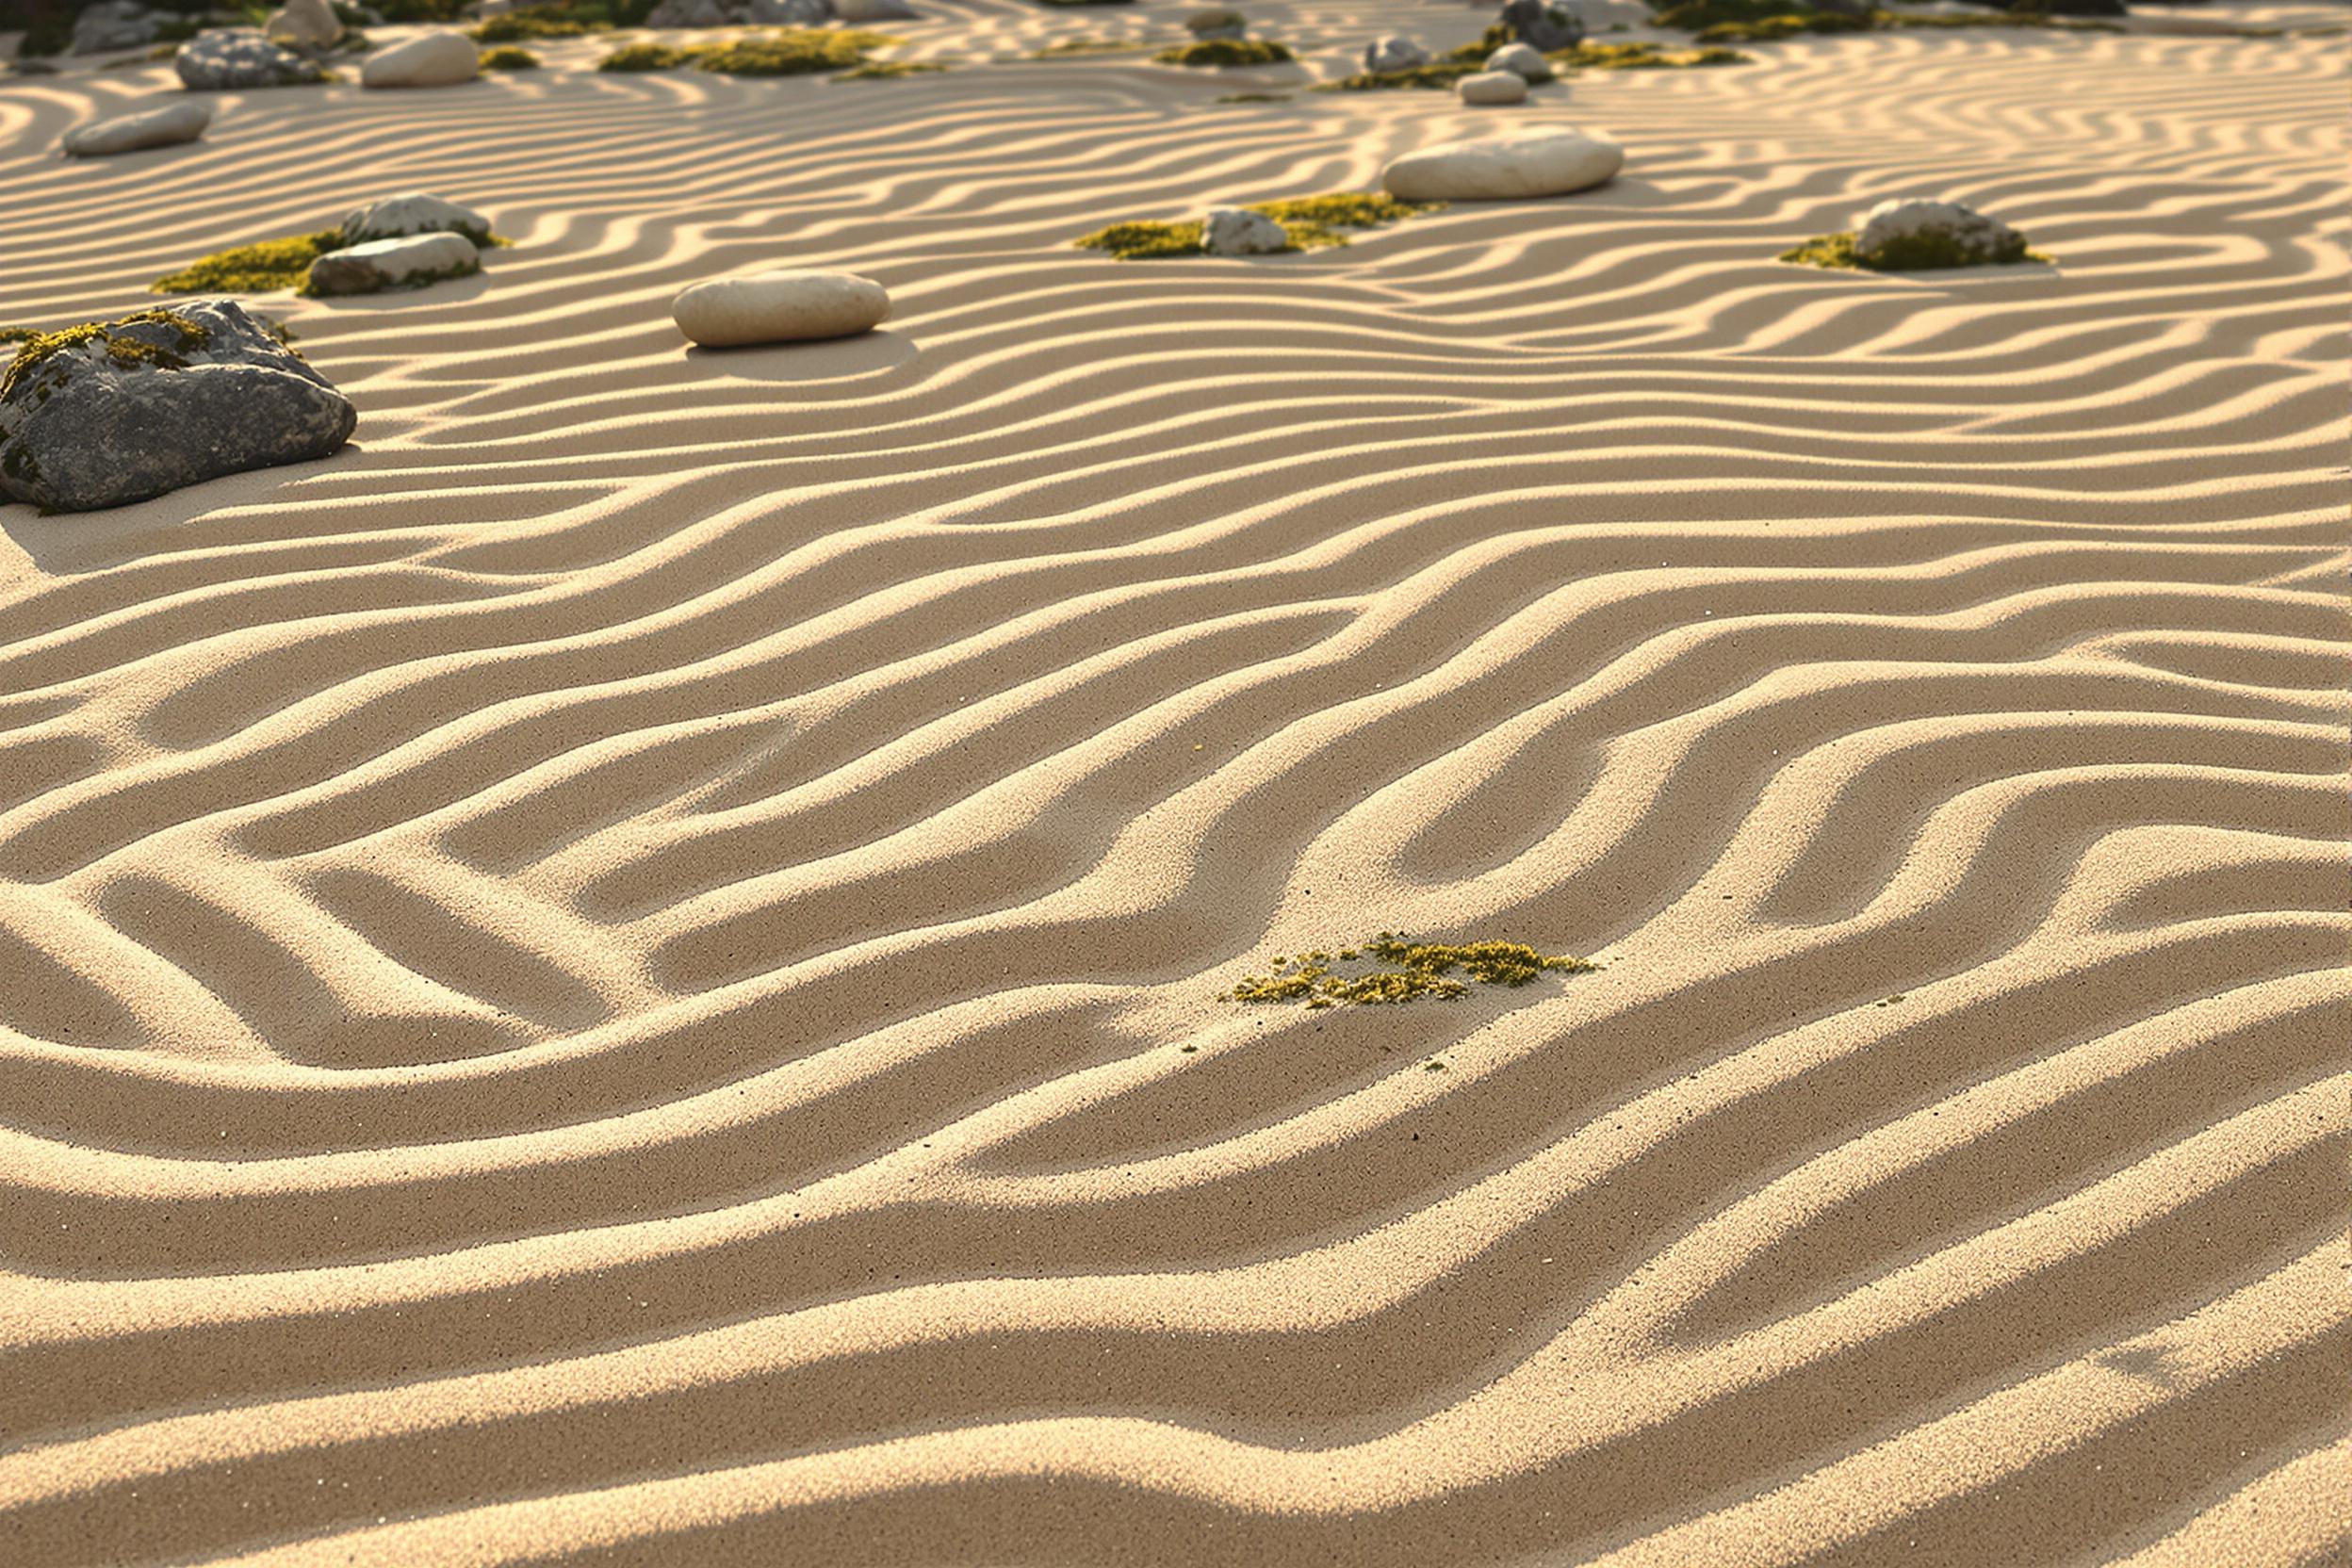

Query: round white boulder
671 270 890 348
1458 69 1527 106
61 100 212 157
361 29 479 88
1380 130 1623 201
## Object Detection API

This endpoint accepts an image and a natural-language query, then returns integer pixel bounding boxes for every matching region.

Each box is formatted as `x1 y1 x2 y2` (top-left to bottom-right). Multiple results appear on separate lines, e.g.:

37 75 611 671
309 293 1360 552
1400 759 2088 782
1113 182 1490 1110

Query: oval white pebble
1380 130 1623 201
671 270 891 348
1458 70 1528 106
361 30 480 89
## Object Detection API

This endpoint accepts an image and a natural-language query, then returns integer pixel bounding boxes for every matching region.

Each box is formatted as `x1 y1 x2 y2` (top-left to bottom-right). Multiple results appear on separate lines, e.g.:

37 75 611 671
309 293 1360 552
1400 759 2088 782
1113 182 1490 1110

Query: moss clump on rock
2 308 213 403
1153 37 1293 66
1223 933 1597 1009
1075 190 1440 258
1780 228 2046 271
151 230 349 294
479 45 543 68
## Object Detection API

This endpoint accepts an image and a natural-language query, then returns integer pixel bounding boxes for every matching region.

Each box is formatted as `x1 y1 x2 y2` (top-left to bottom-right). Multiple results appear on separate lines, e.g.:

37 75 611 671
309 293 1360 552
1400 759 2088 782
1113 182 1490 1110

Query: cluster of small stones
1222 935 1597 1009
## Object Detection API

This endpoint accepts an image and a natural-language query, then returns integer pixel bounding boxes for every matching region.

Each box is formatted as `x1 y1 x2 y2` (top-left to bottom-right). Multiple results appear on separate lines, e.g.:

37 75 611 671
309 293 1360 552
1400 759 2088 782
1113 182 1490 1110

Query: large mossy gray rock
0 301 354 513
176 29 328 89
1854 198 2028 268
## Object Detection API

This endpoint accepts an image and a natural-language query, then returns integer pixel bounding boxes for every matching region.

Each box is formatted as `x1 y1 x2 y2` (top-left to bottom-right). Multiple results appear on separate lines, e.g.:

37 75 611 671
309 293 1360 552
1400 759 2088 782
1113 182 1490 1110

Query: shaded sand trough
0 1 2346 1563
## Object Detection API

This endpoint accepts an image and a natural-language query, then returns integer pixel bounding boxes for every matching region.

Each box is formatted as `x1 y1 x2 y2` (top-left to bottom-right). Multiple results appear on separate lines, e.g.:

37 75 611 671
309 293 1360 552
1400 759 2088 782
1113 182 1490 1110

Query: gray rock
1500 0 1583 52
1200 206 1287 255
1852 198 2028 268
264 0 344 52
359 28 479 87
0 301 354 514
1361 34 1426 74
73 1 162 55
341 192 494 247
1184 8 1247 39
61 100 212 157
176 29 329 89
645 0 832 24
833 0 915 18
1484 41 1550 81
304 232 482 295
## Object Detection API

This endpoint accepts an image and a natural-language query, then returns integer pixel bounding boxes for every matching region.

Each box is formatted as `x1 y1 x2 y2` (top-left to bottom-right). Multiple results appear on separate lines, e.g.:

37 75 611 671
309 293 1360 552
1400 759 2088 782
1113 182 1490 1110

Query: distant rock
264 0 343 52
1361 35 1427 74
1853 198 2027 268
1458 69 1528 105
61 101 212 158
672 270 890 348
304 232 482 295
362 30 480 87
176 29 328 89
1184 8 1248 40
834 0 918 18
341 192 494 248
0 301 354 514
1381 130 1622 200
645 0 831 24
73 1 164 54
1499 0 1584 51
1484 41 1550 81
1200 207 1287 254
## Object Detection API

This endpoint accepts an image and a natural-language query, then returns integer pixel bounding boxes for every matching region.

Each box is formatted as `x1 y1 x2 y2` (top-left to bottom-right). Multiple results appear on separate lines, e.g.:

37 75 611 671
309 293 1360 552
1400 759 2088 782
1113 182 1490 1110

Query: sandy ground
0 0 2346 1562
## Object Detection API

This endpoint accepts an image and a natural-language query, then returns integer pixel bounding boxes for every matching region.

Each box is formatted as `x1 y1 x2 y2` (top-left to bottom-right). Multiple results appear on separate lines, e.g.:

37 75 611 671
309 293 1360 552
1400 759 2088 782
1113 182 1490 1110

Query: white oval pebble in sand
1484 41 1550 81
1458 70 1528 106
671 270 890 348
361 29 480 89
1380 130 1623 201
61 100 212 157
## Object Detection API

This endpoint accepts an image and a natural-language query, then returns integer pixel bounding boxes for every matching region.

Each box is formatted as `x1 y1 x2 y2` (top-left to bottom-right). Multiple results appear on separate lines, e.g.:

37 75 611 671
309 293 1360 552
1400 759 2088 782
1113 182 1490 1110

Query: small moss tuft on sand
596 28 900 74
1153 37 1293 66
151 230 349 294
1076 191 1439 258
469 8 610 41
1221 933 1598 1008
479 45 543 69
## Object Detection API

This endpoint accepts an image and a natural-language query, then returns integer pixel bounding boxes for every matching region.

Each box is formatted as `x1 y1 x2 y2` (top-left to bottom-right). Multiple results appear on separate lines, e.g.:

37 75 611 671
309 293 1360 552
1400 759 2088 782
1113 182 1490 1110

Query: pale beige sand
0 1 2345 1562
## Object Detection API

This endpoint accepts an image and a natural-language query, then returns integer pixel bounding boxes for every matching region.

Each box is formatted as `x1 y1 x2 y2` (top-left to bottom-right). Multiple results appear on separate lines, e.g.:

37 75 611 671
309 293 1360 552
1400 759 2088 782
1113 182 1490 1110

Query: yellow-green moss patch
479 45 542 69
469 7 610 41
836 58 948 76
151 229 348 294
1153 37 1292 66
595 28 900 74
1075 190 1439 258
1223 933 1597 1008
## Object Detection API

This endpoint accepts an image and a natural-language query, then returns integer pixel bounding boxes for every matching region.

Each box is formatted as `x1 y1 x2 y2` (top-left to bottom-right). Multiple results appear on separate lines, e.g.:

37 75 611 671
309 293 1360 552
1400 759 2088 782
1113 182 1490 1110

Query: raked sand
0 2 2346 1562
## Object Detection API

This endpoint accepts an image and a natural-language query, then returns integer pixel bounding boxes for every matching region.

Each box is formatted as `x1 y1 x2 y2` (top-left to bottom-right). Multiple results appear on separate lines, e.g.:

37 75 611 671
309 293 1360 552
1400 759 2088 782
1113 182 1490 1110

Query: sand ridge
0 0 2346 1562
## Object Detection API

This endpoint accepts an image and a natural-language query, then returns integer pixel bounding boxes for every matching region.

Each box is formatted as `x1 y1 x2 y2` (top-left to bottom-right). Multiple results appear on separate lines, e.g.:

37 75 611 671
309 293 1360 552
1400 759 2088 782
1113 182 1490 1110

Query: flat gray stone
61 101 212 158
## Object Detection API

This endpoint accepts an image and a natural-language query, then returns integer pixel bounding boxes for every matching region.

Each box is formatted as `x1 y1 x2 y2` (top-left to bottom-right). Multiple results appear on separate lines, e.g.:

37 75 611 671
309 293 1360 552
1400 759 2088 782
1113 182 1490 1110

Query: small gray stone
341 192 494 248
833 0 914 18
303 232 482 295
61 100 212 158
264 0 344 52
175 29 328 90
0 300 355 514
1361 34 1427 74
1500 0 1584 52
1200 207 1287 255
1484 41 1550 81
